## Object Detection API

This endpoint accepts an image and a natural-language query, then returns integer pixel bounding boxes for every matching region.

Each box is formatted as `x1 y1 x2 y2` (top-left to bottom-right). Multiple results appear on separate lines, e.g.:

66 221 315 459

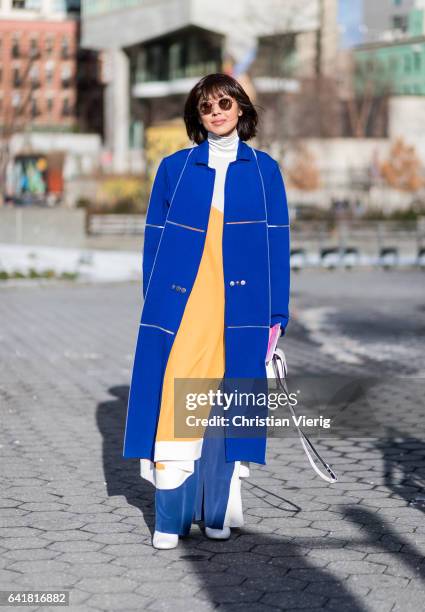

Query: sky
338 0 364 48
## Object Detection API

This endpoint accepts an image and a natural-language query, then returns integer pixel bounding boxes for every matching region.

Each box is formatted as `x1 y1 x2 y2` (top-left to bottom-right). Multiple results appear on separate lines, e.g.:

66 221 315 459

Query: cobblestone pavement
0 269 424 612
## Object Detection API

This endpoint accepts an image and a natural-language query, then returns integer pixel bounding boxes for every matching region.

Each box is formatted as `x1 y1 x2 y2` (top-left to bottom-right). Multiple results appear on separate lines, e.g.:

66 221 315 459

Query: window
45 60 55 84
12 92 21 108
30 97 39 118
404 54 412 72
45 35 54 56
13 68 22 87
414 53 421 71
392 15 408 31
61 64 72 87
62 97 72 116
30 38 39 59
47 97 54 113
393 0 402 5
13 0 42 8
61 37 70 59
29 64 40 87
354 62 364 78
12 37 20 59
67 0 81 12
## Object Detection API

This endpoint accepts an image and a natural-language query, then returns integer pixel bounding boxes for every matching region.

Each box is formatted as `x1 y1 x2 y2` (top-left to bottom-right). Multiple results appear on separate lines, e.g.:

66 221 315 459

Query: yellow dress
154 204 225 459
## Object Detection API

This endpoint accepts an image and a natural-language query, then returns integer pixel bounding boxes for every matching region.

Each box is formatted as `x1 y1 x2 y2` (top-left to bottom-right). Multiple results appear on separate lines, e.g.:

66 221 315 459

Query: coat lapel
170 137 257 230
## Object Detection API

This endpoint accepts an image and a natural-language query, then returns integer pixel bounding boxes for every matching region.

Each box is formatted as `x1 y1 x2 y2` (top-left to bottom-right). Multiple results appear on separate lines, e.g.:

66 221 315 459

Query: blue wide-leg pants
155 426 236 536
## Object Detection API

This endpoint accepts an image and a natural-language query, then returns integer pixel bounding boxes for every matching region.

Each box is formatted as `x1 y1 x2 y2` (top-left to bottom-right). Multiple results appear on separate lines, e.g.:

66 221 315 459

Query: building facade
354 3 425 96
355 36 425 96
81 0 338 173
363 0 419 43
0 0 103 204
339 0 424 47
0 0 83 131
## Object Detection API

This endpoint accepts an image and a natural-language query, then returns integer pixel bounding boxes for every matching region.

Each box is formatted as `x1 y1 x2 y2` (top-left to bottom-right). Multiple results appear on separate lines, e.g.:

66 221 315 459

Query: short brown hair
184 73 258 144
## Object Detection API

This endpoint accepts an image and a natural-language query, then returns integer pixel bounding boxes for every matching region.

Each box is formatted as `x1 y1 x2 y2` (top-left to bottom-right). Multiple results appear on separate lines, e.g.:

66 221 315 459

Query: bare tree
236 0 342 154
343 55 390 138
0 46 38 202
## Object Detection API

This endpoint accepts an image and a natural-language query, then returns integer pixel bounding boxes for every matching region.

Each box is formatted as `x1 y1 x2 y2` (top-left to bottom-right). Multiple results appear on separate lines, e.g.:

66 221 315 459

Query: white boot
152 530 179 549
205 526 231 540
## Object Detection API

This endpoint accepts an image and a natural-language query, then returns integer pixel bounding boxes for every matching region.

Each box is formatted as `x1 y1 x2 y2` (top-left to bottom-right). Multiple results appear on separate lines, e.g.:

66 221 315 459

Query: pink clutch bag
266 323 281 363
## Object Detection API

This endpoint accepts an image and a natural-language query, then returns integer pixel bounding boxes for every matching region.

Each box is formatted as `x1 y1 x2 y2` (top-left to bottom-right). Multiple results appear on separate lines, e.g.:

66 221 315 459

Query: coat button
241 279 246 285
181 287 186 293
229 280 235 286
171 284 176 290
176 285 181 291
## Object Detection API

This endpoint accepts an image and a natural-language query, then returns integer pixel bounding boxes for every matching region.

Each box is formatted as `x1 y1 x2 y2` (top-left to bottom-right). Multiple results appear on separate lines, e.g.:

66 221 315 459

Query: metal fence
86 213 425 268
87 214 146 235
290 219 425 269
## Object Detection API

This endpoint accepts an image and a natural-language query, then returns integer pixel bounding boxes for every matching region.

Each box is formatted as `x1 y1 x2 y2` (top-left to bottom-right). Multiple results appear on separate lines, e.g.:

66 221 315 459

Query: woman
123 73 291 549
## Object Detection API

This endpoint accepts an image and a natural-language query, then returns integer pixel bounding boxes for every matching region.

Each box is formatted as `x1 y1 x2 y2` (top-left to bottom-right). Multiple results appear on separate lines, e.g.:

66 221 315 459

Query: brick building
0 0 102 133
0 0 103 205
0 19 79 129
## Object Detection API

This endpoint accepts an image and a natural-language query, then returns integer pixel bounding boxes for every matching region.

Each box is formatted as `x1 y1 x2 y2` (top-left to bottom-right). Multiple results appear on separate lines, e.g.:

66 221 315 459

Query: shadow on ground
95 385 400 611
376 426 425 515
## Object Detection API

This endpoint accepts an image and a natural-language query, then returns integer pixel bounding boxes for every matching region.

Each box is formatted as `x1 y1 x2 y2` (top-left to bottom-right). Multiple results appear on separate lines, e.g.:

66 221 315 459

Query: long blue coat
123 137 290 465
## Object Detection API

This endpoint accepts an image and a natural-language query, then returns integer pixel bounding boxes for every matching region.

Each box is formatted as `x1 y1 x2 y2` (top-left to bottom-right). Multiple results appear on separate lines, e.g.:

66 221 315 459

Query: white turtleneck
207 128 239 213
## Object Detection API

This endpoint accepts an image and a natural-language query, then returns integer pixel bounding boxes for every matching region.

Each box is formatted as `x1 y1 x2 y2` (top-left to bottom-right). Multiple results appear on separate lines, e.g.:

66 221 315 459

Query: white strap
271 351 338 484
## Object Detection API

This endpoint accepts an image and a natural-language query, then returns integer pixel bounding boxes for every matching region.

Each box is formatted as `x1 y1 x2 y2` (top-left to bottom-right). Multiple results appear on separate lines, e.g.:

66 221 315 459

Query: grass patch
0 269 79 281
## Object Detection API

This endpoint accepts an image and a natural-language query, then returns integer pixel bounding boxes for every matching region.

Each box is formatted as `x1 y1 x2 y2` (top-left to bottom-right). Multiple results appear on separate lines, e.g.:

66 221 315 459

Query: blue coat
123 137 290 465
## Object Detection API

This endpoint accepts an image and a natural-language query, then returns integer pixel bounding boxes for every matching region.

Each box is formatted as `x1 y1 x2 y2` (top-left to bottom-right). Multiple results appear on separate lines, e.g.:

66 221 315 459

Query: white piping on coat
169 148 194 206
225 219 267 225
250 147 272 330
144 148 194 302
166 220 206 233
227 325 270 328
140 323 175 335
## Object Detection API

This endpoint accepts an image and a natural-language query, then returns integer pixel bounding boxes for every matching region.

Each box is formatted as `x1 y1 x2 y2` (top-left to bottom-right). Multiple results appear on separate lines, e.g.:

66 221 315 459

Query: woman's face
197 91 243 137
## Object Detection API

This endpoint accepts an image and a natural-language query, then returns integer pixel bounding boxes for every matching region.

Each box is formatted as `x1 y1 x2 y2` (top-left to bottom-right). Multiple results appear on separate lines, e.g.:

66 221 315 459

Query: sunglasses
198 96 234 116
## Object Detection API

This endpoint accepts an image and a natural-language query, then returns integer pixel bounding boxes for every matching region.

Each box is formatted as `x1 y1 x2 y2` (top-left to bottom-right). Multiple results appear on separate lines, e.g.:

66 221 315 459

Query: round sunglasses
198 96 234 116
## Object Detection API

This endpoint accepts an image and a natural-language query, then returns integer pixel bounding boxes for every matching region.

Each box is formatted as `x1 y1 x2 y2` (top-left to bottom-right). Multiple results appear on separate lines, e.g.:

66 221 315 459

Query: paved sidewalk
0 270 424 611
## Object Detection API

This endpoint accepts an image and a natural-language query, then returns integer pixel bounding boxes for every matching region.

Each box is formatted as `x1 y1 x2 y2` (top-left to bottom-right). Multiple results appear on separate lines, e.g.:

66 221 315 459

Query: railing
292 219 424 246
87 214 146 235
136 61 220 84
86 213 425 268
87 215 425 241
